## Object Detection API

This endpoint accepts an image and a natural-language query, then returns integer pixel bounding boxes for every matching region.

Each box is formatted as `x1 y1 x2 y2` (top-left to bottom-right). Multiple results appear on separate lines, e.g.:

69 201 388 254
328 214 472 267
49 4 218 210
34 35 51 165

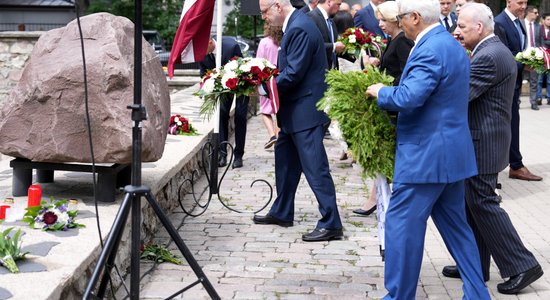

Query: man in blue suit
254 0 343 242
366 0 490 298
354 0 385 37
439 0 457 32
495 0 543 181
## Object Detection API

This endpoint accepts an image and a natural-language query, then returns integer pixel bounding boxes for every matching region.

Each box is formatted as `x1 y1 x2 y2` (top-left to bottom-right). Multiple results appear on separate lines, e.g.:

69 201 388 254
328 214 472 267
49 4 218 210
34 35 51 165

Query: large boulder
0 13 170 163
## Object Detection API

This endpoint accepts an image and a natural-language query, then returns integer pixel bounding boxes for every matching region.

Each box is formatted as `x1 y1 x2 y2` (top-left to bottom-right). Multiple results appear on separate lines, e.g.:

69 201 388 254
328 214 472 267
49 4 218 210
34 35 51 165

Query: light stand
83 0 220 299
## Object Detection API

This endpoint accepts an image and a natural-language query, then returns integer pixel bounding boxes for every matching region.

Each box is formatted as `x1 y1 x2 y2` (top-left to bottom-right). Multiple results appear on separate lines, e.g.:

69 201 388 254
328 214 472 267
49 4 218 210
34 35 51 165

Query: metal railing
0 23 66 32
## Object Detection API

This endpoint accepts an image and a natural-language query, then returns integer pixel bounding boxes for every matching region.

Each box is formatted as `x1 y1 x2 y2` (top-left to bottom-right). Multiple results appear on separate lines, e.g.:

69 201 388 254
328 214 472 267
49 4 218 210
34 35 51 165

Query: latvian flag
167 0 215 78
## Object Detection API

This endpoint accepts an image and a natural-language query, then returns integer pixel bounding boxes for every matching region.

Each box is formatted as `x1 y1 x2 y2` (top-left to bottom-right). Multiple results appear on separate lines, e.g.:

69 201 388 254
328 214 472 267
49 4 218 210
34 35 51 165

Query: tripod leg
83 193 133 299
144 193 220 300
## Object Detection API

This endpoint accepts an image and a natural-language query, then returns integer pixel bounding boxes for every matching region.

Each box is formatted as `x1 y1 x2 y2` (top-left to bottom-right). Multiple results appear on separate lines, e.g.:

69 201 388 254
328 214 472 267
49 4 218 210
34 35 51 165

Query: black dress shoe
536 98 542 105
442 265 490 282
352 205 376 216
218 156 227 167
531 103 540 110
232 157 243 169
442 265 461 278
302 228 343 242
497 264 544 294
253 214 293 227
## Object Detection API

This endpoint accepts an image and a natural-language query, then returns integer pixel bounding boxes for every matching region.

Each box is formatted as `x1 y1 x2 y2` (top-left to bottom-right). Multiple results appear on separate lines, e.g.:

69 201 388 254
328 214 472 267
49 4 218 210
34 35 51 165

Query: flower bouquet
0 227 29 273
195 57 278 118
339 27 387 58
23 198 85 231
167 114 198 136
140 243 182 265
318 66 396 179
515 47 550 73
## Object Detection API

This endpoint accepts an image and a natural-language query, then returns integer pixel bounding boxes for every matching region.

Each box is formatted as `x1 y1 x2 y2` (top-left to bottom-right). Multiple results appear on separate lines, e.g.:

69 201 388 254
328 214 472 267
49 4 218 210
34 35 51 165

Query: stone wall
0 31 41 107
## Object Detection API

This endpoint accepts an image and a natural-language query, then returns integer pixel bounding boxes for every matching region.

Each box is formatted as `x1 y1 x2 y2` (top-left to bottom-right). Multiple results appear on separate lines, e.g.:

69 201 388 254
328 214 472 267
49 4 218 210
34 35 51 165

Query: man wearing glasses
366 0 490 298
253 0 344 242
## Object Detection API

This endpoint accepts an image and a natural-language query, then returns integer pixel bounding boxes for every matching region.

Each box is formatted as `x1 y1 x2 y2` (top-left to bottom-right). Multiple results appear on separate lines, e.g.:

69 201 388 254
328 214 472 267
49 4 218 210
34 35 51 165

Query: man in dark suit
523 6 542 110
199 37 249 169
443 3 543 295
254 0 343 242
439 0 457 32
366 0 490 298
307 0 346 69
495 0 543 181
353 0 385 37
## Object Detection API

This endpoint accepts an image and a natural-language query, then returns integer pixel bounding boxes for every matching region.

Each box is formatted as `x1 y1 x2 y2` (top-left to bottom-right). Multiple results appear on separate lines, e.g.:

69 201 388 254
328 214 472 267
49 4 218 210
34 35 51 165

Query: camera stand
83 0 220 299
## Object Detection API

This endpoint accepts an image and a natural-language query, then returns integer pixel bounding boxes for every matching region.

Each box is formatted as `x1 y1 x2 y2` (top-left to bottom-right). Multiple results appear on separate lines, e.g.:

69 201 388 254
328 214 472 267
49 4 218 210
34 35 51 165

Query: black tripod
83 0 220 299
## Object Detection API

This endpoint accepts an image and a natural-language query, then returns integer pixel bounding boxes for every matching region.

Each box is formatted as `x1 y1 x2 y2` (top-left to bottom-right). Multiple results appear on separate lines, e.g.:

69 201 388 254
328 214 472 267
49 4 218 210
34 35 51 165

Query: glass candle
0 205 10 219
28 184 42 207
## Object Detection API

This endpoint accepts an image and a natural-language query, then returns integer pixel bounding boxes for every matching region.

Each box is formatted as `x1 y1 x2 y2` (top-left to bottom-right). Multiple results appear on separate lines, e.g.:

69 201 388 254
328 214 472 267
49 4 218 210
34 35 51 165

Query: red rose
43 211 58 225
250 66 262 75
257 71 269 81
226 78 239 90
365 36 372 44
182 123 189 132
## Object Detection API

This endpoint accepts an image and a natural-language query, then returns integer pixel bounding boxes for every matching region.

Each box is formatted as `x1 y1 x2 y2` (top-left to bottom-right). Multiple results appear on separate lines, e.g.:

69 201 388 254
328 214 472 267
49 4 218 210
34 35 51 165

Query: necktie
326 18 337 68
514 18 525 50
443 16 450 31
529 22 535 47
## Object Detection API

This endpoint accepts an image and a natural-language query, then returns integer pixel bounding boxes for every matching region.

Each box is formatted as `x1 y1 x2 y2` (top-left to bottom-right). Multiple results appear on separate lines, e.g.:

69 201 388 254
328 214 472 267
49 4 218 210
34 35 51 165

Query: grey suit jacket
524 19 541 47
469 36 517 174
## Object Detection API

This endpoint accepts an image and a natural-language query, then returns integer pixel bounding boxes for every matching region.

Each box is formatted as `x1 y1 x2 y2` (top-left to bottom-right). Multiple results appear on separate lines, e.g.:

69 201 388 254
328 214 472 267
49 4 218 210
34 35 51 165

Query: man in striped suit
444 3 543 295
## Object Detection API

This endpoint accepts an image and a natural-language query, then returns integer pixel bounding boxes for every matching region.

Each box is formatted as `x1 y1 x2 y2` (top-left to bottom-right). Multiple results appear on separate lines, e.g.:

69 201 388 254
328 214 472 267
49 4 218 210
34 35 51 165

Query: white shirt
524 19 537 47
318 6 337 51
440 14 454 28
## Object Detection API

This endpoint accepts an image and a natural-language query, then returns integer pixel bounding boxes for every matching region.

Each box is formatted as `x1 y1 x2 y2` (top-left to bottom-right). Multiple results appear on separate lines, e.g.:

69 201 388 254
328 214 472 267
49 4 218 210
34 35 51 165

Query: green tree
223 0 263 39
86 0 181 48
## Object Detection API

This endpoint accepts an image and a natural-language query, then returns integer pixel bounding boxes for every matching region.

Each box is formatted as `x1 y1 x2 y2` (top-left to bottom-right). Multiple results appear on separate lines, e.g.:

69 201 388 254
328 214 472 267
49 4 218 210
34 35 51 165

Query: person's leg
465 174 539 278
430 181 490 300
218 95 233 158
261 114 276 138
509 86 523 170
268 130 302 222
233 95 249 159
383 182 442 300
293 125 342 230
528 70 539 105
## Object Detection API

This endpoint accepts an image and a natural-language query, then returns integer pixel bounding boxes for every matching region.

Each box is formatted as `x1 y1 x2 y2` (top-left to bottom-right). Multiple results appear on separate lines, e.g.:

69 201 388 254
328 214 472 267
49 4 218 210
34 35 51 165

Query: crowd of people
200 0 547 297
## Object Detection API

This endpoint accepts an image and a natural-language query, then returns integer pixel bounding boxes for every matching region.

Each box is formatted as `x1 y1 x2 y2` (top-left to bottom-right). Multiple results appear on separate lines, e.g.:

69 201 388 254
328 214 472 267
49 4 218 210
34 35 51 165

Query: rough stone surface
0 13 170 163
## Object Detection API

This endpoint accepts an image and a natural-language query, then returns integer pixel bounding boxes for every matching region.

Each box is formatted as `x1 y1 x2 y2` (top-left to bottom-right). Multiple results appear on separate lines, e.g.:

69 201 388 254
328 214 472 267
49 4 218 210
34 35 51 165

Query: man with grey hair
366 0 490 298
444 3 544 295
254 0 344 242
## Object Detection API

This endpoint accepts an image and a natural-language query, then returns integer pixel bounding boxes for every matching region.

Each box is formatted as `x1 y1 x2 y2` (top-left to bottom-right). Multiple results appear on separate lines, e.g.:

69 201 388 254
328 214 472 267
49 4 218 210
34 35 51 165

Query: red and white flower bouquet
339 27 387 58
195 57 278 117
516 47 550 74
167 114 198 136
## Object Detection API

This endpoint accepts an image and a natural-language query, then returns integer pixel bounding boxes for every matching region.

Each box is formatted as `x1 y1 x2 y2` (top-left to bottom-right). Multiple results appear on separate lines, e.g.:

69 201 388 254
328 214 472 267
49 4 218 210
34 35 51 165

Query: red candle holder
0 205 10 219
28 184 42 208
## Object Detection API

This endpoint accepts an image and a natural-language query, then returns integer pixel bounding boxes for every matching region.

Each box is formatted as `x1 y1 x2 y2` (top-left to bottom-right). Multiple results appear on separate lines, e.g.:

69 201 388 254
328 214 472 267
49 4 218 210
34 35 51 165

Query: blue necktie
514 19 525 50
326 18 337 68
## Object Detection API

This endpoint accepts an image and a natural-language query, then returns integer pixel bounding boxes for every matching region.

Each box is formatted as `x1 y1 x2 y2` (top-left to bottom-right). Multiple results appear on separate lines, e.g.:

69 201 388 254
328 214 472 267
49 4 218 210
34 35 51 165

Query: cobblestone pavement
137 97 550 299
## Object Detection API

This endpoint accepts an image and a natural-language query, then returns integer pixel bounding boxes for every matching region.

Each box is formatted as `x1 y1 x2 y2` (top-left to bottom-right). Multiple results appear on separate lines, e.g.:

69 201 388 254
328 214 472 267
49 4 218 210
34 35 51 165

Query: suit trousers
465 173 539 278
269 124 342 230
509 83 523 170
527 70 540 103
383 181 490 300
219 94 249 159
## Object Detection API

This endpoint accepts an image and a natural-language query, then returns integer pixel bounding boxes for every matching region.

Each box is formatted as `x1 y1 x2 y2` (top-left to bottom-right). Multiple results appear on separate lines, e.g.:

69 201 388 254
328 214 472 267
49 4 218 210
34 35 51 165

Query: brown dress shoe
509 167 543 181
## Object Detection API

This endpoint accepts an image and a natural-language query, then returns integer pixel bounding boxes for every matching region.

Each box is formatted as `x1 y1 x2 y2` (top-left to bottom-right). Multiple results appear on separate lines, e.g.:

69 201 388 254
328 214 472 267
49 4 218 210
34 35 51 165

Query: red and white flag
167 0 215 78
267 76 279 113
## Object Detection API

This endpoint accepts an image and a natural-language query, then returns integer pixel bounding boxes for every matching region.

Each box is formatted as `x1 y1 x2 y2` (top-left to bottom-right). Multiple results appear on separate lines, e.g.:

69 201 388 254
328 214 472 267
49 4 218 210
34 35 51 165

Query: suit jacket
469 36 516 174
523 19 541 48
353 4 384 37
440 12 457 33
495 11 525 88
379 31 414 85
307 7 338 69
300 5 311 13
377 25 477 184
276 9 330 133
541 25 550 49
199 37 242 77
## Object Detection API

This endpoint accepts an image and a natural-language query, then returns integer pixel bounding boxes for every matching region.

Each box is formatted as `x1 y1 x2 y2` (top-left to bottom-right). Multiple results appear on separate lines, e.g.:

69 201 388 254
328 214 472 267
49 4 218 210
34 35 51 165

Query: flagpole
214 0 223 135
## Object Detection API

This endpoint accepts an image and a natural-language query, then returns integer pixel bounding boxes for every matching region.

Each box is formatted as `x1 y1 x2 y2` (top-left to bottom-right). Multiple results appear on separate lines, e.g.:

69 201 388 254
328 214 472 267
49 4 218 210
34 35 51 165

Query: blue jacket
276 9 330 133
377 25 477 184
353 4 384 37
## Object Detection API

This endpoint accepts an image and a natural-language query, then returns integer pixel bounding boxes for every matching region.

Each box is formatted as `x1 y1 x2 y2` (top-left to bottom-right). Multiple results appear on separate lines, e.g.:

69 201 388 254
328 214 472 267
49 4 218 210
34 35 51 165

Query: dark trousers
465 173 538 278
509 80 523 170
269 124 342 230
219 95 249 159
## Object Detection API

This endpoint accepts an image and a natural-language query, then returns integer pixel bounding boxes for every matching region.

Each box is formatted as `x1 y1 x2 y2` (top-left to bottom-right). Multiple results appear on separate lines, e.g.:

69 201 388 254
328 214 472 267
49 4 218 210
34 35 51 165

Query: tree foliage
86 0 181 47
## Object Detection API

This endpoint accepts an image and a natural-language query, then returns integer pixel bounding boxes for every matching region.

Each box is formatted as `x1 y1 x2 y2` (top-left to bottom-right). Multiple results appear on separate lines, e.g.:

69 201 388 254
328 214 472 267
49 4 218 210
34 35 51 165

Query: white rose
53 208 70 224
202 78 216 93
535 48 544 59
348 35 357 43
174 117 180 123
224 60 239 71
240 63 252 72
222 71 238 89
516 52 523 59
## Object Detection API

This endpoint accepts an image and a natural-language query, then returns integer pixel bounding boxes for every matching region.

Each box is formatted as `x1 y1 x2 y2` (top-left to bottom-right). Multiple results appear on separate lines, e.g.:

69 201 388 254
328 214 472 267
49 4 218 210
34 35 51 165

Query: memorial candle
27 184 42 207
